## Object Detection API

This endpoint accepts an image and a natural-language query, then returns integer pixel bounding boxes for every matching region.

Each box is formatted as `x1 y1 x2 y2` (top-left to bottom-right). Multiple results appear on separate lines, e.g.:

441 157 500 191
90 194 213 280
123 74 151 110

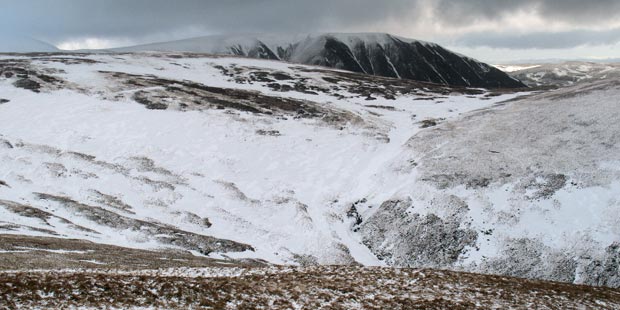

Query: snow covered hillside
112 33 526 89
0 52 618 288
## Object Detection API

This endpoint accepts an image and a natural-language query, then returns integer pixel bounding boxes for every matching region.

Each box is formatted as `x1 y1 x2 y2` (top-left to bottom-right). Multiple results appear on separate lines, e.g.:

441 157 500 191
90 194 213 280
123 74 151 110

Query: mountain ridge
112 32 526 88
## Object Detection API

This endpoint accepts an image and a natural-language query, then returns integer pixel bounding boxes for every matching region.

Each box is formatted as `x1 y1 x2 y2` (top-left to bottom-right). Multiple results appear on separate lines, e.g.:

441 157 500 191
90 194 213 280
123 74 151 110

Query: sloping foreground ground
0 234 265 270
3 234 617 309
1 265 618 309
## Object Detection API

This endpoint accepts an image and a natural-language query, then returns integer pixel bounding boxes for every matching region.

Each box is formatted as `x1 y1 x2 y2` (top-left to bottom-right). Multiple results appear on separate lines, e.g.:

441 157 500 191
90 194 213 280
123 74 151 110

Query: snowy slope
494 64 541 72
112 33 526 88
0 52 617 287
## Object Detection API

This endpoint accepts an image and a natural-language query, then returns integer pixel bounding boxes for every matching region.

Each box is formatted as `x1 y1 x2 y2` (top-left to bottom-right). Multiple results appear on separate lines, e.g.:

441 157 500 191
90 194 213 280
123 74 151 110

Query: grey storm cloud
0 0 422 40
456 28 620 49
434 0 620 25
1 0 620 48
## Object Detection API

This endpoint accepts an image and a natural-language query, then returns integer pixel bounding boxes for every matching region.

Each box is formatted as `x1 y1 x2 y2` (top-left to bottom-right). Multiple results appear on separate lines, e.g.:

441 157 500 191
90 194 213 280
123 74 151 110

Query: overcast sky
1 0 619 63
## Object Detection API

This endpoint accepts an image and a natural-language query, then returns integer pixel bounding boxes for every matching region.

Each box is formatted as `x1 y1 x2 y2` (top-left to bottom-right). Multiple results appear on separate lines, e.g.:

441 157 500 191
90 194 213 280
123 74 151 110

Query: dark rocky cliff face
305 36 525 88
238 34 524 88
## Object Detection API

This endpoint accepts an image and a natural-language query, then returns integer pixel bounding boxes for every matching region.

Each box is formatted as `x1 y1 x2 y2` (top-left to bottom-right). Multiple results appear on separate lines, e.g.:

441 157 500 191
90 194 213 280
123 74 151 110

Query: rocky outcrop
34 193 254 255
582 243 620 288
359 199 477 268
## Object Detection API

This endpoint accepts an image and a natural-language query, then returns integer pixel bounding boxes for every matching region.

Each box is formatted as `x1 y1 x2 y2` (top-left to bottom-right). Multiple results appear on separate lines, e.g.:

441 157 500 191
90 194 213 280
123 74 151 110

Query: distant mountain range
497 58 620 65
501 61 620 87
113 33 526 89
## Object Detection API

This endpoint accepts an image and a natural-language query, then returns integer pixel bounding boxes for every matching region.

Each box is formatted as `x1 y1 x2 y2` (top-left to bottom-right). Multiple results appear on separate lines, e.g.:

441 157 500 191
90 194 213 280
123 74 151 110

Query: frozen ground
0 52 618 289
2 266 619 309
